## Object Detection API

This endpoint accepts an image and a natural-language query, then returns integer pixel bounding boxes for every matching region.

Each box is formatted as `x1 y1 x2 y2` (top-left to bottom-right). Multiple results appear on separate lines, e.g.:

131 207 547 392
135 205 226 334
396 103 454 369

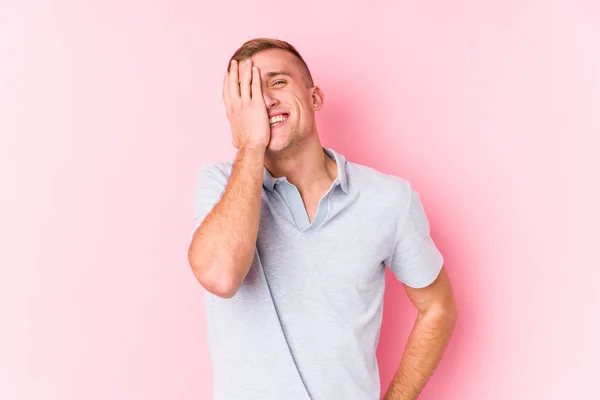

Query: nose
262 91 278 109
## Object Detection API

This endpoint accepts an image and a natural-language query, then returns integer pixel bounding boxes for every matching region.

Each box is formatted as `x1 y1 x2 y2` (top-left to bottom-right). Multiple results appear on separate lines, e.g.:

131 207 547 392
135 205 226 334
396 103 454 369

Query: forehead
249 49 302 78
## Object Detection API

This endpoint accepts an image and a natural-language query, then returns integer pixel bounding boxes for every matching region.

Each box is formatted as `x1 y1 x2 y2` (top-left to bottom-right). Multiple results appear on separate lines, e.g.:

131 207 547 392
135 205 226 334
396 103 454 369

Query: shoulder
197 159 235 183
343 160 417 233
346 160 413 199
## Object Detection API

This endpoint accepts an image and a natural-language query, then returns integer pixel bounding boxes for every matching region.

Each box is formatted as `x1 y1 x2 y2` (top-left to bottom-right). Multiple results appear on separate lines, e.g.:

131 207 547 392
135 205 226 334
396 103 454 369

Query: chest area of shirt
257 217 392 288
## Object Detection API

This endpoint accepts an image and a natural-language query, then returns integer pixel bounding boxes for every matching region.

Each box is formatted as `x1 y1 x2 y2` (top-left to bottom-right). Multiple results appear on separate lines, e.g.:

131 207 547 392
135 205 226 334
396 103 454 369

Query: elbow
188 251 240 299
203 274 239 299
437 302 458 330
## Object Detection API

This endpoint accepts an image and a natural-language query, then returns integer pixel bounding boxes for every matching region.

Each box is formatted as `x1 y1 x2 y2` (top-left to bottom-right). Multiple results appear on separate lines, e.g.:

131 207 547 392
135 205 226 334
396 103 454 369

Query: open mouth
269 113 289 129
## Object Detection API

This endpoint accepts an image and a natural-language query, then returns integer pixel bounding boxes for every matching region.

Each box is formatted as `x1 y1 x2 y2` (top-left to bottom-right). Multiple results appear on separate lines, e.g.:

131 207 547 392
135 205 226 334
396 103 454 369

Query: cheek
294 96 313 117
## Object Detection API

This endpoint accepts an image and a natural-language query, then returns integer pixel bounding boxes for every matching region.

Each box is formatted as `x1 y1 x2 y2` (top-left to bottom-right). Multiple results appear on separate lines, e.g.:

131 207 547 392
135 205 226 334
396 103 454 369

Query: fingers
240 60 252 101
228 60 240 99
222 70 229 106
224 59 262 112
251 65 263 101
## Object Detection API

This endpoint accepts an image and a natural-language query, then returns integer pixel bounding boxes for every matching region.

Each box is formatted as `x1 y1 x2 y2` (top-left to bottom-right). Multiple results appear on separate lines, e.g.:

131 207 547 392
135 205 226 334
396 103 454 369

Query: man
188 38 457 400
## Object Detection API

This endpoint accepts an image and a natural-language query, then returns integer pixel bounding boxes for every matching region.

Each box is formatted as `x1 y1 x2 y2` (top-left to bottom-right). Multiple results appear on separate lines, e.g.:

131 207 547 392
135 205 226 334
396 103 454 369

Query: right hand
223 59 271 150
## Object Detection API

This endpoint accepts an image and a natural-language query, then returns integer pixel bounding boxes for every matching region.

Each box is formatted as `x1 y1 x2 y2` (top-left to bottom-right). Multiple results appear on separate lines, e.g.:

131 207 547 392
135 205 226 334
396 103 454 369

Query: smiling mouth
269 114 289 128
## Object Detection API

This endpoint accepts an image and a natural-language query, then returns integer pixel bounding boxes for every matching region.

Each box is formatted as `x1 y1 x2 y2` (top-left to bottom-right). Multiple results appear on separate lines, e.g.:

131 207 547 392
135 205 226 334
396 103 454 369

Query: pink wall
2 1 598 399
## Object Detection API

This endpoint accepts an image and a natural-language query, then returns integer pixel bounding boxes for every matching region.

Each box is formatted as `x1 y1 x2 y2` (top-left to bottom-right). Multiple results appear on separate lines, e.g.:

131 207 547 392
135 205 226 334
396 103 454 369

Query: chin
266 142 286 153
266 127 304 153
266 138 293 153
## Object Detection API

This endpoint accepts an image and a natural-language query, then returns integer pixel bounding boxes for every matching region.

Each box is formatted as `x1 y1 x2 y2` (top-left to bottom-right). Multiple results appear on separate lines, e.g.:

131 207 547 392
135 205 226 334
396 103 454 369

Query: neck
264 138 337 196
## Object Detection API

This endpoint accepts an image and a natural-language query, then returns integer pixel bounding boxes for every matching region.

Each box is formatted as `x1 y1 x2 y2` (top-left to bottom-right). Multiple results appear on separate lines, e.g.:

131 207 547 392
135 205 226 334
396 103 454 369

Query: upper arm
189 163 230 295
192 163 227 236
404 265 456 314
384 184 445 289
383 184 454 314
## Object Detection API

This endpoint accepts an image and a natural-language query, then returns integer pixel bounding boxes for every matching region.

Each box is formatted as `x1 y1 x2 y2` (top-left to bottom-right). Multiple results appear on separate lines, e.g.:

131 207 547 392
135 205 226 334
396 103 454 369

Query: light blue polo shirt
192 147 444 400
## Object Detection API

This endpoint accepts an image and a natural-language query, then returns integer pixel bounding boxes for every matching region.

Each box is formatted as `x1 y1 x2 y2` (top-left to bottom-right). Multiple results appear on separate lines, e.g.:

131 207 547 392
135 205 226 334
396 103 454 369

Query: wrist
237 145 266 165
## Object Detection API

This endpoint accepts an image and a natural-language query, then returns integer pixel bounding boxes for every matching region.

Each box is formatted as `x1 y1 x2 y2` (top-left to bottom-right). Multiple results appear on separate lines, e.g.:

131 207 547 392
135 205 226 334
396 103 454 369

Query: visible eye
272 80 286 87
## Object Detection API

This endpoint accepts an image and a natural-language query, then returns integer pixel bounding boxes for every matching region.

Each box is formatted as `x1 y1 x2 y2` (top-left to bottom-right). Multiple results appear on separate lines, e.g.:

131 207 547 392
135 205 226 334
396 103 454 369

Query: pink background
2 1 599 399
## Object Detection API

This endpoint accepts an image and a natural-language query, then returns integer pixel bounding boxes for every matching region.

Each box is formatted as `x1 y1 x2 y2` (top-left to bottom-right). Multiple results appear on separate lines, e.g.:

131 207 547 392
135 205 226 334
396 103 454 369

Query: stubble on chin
266 124 311 155
266 130 292 153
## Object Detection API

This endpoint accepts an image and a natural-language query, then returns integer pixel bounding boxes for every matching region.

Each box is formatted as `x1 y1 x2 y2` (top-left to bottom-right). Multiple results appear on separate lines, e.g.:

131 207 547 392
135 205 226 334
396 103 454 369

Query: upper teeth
269 114 287 124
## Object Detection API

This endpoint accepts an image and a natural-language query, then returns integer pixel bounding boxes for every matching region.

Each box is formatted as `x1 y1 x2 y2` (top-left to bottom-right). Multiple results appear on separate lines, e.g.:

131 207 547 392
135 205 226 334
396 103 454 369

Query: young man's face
247 49 323 153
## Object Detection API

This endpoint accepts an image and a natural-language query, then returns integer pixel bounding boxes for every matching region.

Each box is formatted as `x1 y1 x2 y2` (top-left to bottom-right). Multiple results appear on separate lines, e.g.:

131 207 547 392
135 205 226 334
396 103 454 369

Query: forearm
383 307 456 400
189 146 265 297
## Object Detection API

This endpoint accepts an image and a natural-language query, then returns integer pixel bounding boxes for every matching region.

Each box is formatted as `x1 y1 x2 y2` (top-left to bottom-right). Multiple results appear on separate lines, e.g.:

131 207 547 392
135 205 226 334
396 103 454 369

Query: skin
194 47 457 398
382 267 457 400
225 49 338 217
189 50 335 300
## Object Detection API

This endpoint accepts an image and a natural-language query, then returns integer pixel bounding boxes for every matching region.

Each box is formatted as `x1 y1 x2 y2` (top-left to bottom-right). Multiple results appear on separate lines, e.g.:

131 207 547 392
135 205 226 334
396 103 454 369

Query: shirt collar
262 147 349 194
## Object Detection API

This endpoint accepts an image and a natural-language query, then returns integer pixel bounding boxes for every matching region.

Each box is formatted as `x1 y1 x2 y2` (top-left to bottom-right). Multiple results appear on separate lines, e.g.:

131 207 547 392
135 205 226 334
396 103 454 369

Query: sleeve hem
402 259 444 289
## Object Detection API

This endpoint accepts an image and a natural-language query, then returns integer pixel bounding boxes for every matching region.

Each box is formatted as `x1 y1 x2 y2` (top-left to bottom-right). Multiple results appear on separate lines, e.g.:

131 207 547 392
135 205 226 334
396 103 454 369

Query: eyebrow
264 71 292 79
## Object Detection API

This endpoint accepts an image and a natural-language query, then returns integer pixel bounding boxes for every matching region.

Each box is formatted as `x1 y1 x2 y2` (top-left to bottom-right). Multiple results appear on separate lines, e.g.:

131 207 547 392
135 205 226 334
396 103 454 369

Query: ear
311 86 324 111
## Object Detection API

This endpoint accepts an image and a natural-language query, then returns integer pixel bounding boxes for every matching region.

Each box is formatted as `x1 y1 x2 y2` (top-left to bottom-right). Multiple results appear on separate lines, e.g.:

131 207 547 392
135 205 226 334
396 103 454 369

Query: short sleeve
384 187 444 288
192 163 227 237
